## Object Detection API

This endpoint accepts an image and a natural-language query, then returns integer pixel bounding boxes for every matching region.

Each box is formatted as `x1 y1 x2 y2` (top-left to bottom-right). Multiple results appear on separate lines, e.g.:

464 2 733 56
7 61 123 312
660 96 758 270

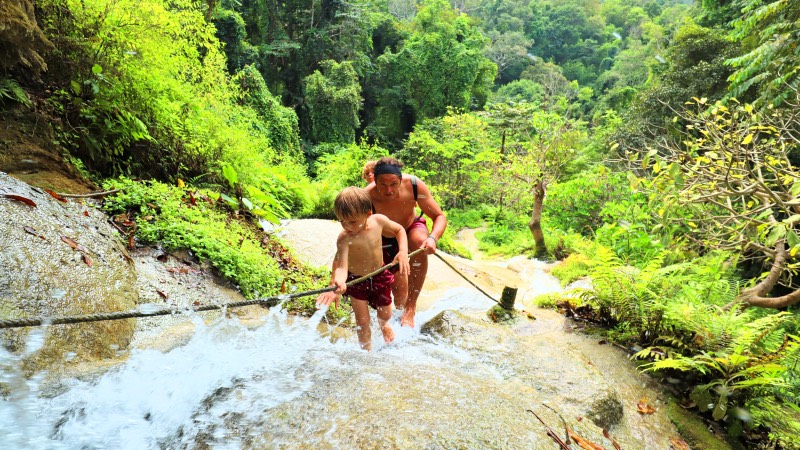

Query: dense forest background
2 0 799 447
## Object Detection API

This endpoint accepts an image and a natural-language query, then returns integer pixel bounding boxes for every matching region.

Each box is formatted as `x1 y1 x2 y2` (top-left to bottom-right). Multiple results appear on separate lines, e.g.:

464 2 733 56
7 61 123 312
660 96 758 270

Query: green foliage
101 178 325 311
233 65 301 158
490 80 544 106
304 140 388 218
544 166 630 236
0 76 31 107
401 111 496 209
551 253 594 287
375 0 497 142
304 60 362 144
0 0 53 75
727 0 800 108
41 0 309 200
610 20 737 157
212 8 258 73
640 311 800 444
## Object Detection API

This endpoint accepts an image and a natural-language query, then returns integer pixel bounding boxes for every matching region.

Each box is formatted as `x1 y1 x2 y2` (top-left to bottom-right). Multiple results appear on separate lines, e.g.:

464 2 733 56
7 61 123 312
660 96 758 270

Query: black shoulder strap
411 176 418 201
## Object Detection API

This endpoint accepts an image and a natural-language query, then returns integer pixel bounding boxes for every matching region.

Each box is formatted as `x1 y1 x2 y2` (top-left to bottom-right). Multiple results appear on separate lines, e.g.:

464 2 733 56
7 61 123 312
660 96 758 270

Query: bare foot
381 322 395 344
400 307 415 328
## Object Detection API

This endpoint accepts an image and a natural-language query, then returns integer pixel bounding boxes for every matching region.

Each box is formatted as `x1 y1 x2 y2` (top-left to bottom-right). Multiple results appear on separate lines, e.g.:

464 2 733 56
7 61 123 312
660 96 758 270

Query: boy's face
338 212 370 236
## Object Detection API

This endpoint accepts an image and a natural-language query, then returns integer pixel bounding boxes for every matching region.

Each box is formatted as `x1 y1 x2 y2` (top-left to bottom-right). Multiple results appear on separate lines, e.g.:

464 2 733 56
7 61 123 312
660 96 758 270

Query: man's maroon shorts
344 270 394 309
382 215 427 272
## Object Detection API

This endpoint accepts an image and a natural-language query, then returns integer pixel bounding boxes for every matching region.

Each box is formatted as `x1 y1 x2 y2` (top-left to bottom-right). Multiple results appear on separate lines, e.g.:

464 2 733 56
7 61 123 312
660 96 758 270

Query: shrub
102 178 328 314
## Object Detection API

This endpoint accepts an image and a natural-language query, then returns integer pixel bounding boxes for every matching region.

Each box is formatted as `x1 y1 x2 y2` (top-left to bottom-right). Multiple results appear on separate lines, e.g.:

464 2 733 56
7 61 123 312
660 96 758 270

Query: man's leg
401 228 428 328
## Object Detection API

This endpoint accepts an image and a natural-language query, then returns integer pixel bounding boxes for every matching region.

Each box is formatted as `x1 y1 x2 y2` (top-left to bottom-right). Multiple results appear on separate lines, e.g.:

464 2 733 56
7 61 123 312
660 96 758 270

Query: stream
1 220 684 449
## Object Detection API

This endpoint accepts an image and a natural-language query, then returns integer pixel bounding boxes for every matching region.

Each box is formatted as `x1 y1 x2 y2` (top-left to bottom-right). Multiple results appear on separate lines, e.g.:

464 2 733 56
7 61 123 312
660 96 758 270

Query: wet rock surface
0 172 137 372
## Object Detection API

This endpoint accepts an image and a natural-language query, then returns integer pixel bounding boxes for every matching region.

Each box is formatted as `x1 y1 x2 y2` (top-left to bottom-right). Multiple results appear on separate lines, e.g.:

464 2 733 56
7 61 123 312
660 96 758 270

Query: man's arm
415 178 447 253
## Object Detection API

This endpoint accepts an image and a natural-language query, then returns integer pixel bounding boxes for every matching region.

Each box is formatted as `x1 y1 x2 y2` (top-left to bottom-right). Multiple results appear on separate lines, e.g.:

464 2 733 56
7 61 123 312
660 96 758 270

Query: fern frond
0 77 31 107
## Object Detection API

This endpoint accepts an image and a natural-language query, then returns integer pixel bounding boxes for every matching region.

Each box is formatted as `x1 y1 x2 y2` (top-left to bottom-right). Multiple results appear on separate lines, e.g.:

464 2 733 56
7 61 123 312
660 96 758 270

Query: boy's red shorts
345 270 394 309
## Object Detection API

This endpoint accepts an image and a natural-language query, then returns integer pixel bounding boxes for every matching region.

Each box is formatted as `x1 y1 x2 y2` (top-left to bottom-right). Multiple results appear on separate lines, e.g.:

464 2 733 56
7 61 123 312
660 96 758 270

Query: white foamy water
0 289 493 449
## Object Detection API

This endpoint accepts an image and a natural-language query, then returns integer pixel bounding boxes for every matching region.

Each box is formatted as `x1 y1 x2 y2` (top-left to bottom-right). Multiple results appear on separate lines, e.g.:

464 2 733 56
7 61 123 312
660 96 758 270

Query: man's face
375 174 401 198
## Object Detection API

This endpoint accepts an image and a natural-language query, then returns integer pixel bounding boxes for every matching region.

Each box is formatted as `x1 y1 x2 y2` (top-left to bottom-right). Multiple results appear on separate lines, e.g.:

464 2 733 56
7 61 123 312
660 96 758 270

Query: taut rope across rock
0 248 425 329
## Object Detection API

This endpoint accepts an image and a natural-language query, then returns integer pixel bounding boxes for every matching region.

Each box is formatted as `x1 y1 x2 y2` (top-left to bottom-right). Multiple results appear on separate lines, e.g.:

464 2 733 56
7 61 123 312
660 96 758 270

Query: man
366 157 447 328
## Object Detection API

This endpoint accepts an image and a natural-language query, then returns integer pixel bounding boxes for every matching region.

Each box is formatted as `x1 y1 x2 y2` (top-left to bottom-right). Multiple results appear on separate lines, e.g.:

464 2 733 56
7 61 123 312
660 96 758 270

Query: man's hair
373 157 404 179
361 160 377 182
334 187 372 219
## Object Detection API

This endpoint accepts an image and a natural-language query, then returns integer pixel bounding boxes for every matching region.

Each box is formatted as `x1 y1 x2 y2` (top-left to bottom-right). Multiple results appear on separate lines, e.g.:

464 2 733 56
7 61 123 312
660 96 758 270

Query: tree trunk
528 179 547 258
732 240 800 309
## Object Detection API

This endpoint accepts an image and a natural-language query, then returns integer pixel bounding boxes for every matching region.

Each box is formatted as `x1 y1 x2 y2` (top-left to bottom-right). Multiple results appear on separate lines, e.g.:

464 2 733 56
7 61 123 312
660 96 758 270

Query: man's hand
421 235 438 255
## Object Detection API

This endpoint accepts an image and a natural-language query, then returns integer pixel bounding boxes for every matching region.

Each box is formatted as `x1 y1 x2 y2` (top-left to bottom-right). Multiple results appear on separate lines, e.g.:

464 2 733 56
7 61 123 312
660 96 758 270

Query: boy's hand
316 291 341 309
332 279 346 295
394 251 410 275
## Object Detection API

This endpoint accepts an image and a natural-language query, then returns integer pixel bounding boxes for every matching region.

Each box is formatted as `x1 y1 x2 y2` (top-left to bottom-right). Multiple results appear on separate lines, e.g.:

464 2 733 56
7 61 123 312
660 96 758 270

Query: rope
0 248 424 330
434 252 498 303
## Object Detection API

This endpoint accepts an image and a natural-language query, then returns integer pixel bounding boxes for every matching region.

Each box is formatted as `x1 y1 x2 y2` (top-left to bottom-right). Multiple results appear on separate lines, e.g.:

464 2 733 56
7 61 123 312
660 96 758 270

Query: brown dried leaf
670 437 689 450
281 279 287 293
157 290 169 299
61 236 86 252
636 398 656 415
189 192 197 205
567 429 606 450
23 226 45 239
44 189 68 202
83 254 93 267
128 233 135 250
3 194 37 207
603 429 622 450
83 210 89 217
167 267 197 274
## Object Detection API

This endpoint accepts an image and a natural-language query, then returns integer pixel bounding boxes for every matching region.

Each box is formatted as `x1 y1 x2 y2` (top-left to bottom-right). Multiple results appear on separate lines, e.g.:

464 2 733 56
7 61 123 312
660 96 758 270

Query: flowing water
0 258 683 449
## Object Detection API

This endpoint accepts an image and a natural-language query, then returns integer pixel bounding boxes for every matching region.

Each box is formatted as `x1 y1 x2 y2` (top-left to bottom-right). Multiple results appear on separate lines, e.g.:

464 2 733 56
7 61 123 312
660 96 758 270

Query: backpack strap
411 176 418 201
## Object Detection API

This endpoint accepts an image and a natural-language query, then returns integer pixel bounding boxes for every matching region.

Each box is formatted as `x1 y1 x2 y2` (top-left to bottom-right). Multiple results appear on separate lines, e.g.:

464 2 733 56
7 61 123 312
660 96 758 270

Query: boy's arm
317 233 349 308
378 215 409 275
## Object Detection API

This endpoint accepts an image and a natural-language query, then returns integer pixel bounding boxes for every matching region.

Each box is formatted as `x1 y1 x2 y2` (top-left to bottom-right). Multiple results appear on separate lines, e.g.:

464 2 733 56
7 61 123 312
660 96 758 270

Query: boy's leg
351 298 372 351
376 305 395 344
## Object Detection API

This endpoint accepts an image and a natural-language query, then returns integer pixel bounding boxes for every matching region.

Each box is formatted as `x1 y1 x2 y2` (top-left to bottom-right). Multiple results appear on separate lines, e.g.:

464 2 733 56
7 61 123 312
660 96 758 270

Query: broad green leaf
222 164 238 188
219 193 238 209
765 225 786 246
241 197 253 210
787 231 800 249
742 134 754 145
791 180 800 196
712 393 728 420
783 214 800 225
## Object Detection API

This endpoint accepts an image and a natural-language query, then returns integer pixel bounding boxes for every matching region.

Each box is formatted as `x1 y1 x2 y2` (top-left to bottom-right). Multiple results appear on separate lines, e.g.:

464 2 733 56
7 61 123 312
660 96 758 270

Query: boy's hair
361 160 376 182
334 187 373 219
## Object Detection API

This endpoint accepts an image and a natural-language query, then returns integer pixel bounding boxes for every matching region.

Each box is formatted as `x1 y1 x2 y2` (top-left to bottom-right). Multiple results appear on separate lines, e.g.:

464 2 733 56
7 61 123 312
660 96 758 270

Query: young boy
316 187 410 351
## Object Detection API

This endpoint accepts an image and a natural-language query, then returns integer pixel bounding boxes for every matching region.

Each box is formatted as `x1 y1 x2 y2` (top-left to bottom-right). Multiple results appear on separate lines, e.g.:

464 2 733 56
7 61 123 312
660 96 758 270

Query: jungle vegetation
2 0 799 446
